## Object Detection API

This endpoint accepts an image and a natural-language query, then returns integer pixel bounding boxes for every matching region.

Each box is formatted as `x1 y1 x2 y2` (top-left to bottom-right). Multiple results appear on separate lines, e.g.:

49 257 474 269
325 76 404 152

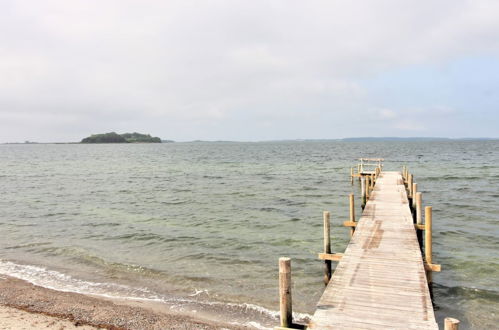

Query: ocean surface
0 141 497 328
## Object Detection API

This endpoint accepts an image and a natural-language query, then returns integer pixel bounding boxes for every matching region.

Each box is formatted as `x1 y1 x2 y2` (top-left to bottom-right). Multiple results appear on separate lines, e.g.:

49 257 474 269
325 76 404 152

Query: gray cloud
1 0 499 141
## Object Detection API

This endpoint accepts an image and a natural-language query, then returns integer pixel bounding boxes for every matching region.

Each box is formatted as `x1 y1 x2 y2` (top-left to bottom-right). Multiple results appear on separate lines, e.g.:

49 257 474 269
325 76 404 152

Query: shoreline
0 275 248 329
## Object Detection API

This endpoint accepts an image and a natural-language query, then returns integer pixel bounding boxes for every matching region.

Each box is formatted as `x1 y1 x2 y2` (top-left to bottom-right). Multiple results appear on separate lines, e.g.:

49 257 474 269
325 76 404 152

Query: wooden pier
276 163 459 329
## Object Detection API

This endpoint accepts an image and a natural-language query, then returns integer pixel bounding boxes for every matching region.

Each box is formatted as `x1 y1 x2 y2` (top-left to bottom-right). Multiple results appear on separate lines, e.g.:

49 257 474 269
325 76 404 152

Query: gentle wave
0 259 310 329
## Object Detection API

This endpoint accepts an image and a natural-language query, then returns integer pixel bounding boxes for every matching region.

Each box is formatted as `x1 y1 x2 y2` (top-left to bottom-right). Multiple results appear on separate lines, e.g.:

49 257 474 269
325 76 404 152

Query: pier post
366 176 370 200
350 167 354 185
279 257 292 328
408 174 413 198
361 177 366 209
416 192 423 225
323 211 332 285
412 183 418 209
444 317 460 330
349 193 355 237
416 192 423 249
357 164 361 181
425 206 433 283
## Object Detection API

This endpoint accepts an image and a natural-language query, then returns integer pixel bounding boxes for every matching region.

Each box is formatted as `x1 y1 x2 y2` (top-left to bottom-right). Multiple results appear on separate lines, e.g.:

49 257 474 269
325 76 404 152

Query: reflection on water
0 141 498 329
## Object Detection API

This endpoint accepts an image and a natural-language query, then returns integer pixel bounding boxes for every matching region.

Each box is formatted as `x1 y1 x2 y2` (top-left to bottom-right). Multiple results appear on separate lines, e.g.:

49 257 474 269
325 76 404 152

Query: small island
81 132 162 143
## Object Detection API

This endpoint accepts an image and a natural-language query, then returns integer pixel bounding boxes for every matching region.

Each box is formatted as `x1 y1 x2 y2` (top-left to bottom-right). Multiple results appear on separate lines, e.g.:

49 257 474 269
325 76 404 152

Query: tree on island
81 132 162 143
120 132 161 143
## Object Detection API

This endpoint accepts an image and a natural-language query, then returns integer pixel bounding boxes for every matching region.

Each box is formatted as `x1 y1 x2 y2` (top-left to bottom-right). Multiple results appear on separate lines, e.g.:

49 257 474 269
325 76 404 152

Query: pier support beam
366 176 371 200
349 194 355 237
416 192 423 249
361 177 366 209
279 257 292 328
425 206 433 283
412 183 418 209
444 318 460 330
323 211 332 285
408 174 413 197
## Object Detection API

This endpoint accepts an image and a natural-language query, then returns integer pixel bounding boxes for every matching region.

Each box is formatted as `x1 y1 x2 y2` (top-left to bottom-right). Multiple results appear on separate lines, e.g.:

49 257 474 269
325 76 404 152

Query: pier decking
309 171 437 329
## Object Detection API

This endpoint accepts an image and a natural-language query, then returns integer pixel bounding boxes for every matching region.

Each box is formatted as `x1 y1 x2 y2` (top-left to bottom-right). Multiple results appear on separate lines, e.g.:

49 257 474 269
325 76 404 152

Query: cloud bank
1 0 498 141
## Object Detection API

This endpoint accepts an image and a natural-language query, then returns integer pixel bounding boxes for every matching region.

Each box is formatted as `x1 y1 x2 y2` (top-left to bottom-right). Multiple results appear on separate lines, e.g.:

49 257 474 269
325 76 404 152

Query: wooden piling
416 192 423 249
425 206 433 283
357 164 361 180
444 318 460 330
412 183 418 208
408 174 413 198
416 192 422 225
323 211 332 285
279 257 292 328
350 167 354 185
349 193 355 237
361 177 366 209
366 176 370 199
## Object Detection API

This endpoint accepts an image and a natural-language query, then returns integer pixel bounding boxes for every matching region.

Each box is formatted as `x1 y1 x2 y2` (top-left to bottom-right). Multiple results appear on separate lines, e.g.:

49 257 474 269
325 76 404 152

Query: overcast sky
1 0 498 142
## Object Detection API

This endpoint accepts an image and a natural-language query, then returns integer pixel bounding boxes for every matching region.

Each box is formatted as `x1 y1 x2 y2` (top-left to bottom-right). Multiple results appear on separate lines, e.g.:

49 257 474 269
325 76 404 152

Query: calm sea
0 141 497 328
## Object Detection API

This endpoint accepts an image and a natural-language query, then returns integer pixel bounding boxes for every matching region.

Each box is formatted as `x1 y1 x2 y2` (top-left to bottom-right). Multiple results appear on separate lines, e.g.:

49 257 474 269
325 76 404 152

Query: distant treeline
81 132 163 143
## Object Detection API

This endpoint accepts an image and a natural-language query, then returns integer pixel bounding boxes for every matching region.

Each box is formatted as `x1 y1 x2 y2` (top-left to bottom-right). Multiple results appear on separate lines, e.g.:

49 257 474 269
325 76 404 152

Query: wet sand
0 275 246 329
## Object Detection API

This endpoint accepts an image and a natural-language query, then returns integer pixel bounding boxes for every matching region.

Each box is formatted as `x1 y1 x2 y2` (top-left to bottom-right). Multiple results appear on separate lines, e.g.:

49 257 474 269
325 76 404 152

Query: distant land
263 137 498 143
342 137 496 142
342 137 450 142
2 137 497 144
81 132 164 143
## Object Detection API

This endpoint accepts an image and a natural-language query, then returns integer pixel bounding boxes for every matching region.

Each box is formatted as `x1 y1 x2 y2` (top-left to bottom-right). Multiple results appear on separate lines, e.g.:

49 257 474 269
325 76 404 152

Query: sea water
0 141 497 328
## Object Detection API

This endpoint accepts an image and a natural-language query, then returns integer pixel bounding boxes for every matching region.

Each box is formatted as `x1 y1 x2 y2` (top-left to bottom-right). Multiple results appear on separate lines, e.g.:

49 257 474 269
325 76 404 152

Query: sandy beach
0 305 99 330
0 275 245 329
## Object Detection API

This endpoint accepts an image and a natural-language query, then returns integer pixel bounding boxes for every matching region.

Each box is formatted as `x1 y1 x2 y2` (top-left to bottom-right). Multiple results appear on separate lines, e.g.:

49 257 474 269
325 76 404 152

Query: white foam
0 259 311 329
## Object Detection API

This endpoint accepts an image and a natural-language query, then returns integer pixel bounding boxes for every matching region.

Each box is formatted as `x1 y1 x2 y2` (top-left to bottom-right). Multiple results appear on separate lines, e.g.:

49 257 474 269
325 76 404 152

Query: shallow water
0 141 498 328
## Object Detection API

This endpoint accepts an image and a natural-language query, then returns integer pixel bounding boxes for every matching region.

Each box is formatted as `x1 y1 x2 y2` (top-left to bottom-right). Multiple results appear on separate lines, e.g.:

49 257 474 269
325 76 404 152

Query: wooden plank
309 171 437 329
318 253 343 261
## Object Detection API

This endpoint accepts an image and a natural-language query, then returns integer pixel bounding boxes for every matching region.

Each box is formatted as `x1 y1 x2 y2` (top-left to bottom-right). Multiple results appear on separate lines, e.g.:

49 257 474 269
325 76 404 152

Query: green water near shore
0 141 498 328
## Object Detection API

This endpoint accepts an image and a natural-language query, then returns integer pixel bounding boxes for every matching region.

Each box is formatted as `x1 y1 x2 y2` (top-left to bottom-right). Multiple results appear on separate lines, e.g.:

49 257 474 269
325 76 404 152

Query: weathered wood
279 257 292 328
408 173 413 198
361 177 366 208
323 211 332 285
416 192 422 225
349 193 355 237
415 191 423 251
425 206 433 283
424 263 441 272
366 175 371 199
444 317 460 330
343 220 357 227
318 253 343 261
309 172 437 329
412 183 418 208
